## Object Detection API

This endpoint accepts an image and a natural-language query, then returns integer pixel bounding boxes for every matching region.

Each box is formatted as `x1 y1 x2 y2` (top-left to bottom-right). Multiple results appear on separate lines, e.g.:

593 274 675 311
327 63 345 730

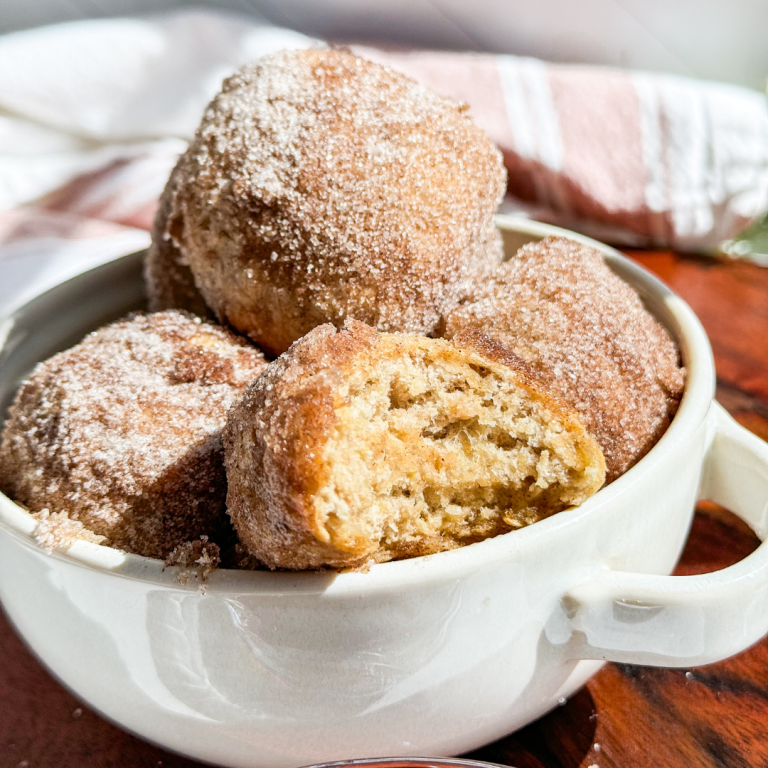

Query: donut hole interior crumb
316 344 601 558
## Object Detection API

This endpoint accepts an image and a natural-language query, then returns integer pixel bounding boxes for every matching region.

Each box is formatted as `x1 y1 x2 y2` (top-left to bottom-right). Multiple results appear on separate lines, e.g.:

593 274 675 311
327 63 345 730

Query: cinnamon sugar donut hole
224 319 605 570
0 311 267 559
170 48 507 357
443 237 686 482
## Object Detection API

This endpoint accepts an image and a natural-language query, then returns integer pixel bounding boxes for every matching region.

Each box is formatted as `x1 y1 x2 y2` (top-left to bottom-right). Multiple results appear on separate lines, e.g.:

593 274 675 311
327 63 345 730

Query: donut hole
443 236 686 481
315 341 604 559
173 49 507 356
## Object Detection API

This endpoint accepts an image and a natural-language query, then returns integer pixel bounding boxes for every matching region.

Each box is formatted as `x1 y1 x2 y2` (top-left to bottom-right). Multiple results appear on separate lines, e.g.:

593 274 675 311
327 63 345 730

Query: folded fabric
1 8 766 312
356 46 768 252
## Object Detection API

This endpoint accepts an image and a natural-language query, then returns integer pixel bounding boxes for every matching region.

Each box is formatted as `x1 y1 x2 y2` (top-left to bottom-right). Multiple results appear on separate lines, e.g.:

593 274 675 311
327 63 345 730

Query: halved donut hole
316 339 603 559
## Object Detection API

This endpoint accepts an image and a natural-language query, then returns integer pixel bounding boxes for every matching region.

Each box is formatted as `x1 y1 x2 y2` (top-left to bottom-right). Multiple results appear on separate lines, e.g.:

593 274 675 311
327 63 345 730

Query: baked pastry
443 236 686 481
144 156 212 319
224 319 606 570
0 311 267 558
169 48 507 356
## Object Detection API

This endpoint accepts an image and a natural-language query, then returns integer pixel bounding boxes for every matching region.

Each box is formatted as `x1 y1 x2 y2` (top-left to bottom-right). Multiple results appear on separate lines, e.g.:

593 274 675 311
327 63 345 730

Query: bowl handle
558 402 768 667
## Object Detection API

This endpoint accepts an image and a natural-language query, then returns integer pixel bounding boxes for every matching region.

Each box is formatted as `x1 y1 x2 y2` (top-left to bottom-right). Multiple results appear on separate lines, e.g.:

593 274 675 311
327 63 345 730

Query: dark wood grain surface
1 249 767 768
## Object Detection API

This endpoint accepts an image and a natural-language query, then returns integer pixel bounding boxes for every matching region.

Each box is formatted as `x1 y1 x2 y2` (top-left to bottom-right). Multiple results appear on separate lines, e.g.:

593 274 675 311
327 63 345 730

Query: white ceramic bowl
1 217 768 768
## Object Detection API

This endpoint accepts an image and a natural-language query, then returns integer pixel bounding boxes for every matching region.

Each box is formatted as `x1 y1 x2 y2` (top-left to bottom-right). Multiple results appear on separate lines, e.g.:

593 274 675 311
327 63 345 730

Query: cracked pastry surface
224 319 605 570
170 47 506 356
443 236 686 481
0 310 267 558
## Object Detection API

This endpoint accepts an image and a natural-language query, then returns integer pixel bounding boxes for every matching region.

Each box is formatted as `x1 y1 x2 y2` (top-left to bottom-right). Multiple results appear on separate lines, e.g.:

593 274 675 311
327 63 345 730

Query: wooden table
1 250 767 767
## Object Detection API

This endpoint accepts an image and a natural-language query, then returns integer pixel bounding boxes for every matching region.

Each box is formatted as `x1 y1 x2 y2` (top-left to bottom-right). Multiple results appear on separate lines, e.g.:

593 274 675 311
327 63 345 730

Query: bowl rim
0 215 715 594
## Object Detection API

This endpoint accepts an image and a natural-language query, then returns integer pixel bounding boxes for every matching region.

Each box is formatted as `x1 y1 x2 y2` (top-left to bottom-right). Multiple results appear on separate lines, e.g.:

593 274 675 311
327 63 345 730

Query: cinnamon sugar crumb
166 535 221 584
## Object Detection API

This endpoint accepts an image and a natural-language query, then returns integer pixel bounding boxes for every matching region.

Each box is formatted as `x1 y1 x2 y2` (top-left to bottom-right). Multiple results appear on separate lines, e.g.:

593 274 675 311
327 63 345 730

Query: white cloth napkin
1 9 766 313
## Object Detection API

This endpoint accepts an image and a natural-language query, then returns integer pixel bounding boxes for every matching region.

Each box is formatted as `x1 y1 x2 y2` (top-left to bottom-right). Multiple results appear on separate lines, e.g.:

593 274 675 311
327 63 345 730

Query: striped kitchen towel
358 46 768 253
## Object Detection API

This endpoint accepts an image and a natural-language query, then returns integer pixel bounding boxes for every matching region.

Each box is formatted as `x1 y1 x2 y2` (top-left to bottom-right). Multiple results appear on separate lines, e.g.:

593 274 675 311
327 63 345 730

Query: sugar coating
32 509 106 553
443 237 686 481
0 311 267 558
145 156 213 319
170 48 507 356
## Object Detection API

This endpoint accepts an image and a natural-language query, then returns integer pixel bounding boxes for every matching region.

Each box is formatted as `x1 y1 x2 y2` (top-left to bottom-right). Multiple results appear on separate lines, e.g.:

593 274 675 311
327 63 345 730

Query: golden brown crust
451 327 543 386
0 311 267 558
452 327 602 446
224 321 378 569
224 319 605 570
144 157 213 319
171 48 506 356
443 236 686 481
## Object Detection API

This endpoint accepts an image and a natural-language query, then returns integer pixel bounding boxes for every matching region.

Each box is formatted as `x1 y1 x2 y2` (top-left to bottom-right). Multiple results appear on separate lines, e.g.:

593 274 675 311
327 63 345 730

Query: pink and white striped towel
358 47 768 253
1 10 767 311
